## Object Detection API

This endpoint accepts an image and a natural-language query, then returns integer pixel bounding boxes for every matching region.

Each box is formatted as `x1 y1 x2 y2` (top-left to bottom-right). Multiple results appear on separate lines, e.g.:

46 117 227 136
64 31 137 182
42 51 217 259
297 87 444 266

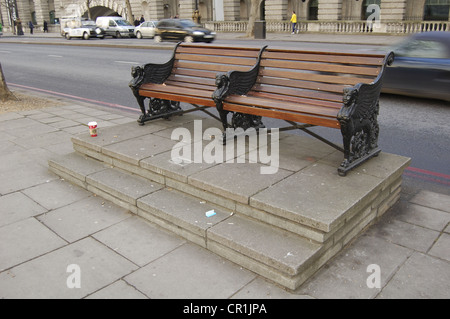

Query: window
424 0 450 21
362 0 381 20
308 0 318 21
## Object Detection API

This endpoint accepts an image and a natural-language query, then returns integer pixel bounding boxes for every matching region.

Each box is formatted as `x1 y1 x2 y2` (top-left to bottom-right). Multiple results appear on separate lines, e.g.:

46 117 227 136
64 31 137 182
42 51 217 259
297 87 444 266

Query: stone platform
48 114 411 290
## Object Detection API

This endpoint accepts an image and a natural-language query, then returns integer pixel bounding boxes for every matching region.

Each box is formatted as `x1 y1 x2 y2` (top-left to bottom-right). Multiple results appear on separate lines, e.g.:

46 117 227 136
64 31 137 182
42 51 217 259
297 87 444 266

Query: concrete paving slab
93 216 185 267
365 216 440 253
0 192 47 227
296 235 413 299
410 190 450 213
22 179 92 210
37 196 132 243
377 252 450 299
0 162 59 195
124 243 256 299
102 134 179 166
231 277 313 299
0 237 137 299
428 233 450 262
86 280 148 299
250 162 383 232
0 217 67 271
137 188 231 241
394 201 450 232
12 130 72 150
86 167 163 206
207 214 321 277
188 162 293 204
48 152 109 183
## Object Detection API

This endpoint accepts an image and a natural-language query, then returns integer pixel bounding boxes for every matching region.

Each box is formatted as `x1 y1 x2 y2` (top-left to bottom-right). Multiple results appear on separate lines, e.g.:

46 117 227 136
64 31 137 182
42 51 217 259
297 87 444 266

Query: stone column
33 0 50 26
380 0 406 22
318 0 342 20
179 0 196 19
223 0 240 21
265 0 288 21
148 0 165 20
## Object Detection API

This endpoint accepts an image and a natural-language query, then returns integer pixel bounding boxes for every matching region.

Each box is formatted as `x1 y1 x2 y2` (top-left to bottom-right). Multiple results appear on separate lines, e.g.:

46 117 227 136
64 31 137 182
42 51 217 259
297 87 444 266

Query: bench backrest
254 48 387 105
165 43 265 91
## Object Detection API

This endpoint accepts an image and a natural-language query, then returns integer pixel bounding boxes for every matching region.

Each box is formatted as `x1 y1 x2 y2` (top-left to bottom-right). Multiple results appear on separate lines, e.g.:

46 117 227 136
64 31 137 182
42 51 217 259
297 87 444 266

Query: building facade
1 0 450 33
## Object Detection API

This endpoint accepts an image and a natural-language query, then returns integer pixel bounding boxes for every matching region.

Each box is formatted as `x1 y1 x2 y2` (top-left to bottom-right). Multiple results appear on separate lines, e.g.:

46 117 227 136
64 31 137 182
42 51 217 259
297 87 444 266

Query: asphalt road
1 41 449 192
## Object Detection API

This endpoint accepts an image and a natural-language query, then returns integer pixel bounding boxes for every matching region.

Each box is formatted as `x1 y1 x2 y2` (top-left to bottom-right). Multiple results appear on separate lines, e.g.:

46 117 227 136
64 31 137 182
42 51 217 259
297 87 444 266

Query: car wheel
83 32 90 40
154 35 162 43
184 35 194 43
115 31 121 38
136 31 142 39
65 33 71 40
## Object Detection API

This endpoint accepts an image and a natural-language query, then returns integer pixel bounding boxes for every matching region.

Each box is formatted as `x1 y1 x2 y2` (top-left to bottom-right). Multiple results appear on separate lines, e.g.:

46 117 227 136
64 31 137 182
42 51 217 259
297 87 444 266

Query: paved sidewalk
0 89 449 299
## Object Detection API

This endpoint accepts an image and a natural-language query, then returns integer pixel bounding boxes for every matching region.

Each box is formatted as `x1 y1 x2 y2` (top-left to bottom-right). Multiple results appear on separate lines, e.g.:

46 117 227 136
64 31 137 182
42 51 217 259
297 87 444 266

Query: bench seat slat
261 59 381 77
262 50 385 66
260 69 374 86
251 84 343 103
259 77 347 94
247 91 342 108
176 53 258 67
223 102 340 129
164 80 216 91
177 46 262 58
224 95 340 119
174 61 253 73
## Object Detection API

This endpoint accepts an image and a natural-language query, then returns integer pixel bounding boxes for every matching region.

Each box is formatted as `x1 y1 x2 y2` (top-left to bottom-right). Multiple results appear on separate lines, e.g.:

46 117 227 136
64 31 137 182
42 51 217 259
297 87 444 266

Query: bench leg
338 101 380 176
137 98 182 125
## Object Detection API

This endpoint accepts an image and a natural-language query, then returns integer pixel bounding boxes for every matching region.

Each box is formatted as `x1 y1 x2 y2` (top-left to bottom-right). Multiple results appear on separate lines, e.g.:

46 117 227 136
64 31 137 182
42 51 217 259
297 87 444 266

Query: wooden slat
164 80 215 91
176 53 257 66
223 103 340 129
174 61 253 73
224 95 339 118
251 84 343 103
140 83 214 98
260 69 373 86
261 59 381 77
262 50 385 66
139 88 216 107
177 45 261 58
166 74 216 87
258 76 348 94
248 91 342 108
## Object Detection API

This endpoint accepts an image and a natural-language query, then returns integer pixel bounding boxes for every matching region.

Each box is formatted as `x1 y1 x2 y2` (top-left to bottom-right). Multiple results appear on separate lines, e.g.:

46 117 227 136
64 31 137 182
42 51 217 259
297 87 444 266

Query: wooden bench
212 47 394 176
129 43 266 125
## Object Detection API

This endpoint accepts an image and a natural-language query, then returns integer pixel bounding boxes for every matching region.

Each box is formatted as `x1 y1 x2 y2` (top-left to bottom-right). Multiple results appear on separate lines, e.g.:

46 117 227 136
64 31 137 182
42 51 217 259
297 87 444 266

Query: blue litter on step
205 210 216 217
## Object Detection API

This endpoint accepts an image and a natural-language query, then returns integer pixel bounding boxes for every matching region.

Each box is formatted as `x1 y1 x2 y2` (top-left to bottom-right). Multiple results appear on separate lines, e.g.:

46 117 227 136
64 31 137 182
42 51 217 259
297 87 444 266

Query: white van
95 16 135 38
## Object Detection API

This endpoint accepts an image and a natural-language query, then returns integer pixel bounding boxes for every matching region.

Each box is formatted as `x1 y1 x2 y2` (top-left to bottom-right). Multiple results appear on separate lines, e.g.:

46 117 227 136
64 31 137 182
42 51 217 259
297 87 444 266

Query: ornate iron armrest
212 45 267 105
336 51 394 175
129 42 181 93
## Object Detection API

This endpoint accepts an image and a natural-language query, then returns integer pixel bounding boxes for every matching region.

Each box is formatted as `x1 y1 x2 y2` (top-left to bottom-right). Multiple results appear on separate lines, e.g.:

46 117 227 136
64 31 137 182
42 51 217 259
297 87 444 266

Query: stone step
49 119 411 290
49 151 324 290
69 121 410 245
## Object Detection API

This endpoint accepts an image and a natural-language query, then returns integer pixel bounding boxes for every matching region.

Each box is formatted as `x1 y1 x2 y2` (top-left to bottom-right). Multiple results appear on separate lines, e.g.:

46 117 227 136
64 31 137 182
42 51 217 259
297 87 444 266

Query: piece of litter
205 210 216 217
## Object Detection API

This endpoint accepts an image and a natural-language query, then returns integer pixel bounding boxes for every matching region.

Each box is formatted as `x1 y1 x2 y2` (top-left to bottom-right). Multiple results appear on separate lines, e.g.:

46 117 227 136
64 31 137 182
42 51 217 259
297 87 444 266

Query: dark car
154 19 216 43
382 31 450 102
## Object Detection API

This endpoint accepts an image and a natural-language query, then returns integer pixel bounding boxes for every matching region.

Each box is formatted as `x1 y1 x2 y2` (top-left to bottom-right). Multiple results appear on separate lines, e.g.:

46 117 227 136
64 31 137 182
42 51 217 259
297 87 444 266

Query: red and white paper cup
88 121 98 137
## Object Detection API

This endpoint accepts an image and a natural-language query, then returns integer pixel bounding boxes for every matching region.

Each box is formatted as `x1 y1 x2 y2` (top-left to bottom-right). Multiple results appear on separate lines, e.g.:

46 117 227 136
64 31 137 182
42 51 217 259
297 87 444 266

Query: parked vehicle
60 17 105 40
95 16 135 38
382 31 450 102
134 21 158 39
154 19 215 43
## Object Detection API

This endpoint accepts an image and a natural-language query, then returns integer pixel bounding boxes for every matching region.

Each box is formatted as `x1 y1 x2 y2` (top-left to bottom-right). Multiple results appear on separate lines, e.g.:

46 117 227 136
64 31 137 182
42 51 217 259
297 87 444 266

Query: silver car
134 21 158 39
